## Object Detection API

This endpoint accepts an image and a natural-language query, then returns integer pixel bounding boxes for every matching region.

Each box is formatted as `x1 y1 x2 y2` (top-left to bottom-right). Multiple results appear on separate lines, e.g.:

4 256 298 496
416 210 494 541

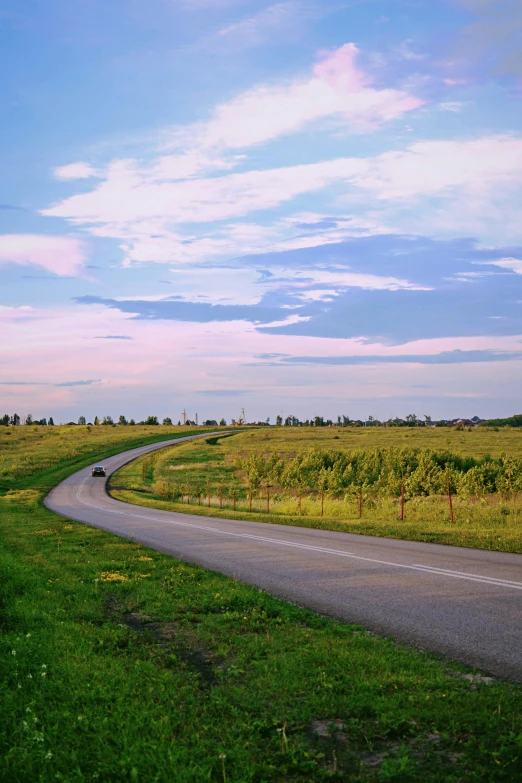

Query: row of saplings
151 448 522 522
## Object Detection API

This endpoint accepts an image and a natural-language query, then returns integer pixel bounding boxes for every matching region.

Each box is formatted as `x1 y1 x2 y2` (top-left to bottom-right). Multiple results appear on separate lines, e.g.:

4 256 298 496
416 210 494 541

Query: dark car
92 466 106 477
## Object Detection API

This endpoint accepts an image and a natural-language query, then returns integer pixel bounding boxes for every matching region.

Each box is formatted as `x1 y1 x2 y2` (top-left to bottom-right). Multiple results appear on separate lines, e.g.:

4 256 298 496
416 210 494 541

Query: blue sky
1 0 522 422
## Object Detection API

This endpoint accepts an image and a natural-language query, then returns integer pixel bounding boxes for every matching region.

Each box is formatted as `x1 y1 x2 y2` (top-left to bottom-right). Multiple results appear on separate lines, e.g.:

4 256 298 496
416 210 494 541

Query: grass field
110 427 522 554
0 423 222 492
2 426 522 781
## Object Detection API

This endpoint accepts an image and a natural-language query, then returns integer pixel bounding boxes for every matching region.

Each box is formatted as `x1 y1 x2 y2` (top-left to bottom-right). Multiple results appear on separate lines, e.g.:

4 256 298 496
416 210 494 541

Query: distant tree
203 419 218 426
129 419 136 426
144 415 159 426
424 415 432 425
276 415 283 426
0 414 9 426
405 413 418 427
342 415 350 427
314 416 324 427
101 415 114 425
265 417 270 425
177 420 181 426
337 415 342 426
162 417 173 426
25 414 33 426
486 414 522 428
118 415 128 426
219 418 227 426
78 416 86 426
11 413 20 426
93 416 100 425
48 416 55 426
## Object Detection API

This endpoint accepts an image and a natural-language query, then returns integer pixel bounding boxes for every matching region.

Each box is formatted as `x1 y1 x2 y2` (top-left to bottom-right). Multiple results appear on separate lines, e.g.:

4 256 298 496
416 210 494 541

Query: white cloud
0 235 87 276
43 134 522 264
165 43 423 153
208 1 313 49
348 135 522 200
490 257 522 274
54 162 101 180
438 101 464 112
270 266 430 296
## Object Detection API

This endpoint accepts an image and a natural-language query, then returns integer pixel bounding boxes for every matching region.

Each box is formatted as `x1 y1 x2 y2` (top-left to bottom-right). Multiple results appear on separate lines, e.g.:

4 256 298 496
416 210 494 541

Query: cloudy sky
1 0 522 422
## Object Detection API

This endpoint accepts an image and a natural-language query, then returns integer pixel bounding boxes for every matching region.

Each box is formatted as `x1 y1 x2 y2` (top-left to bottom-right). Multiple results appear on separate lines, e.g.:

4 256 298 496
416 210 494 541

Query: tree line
0 414 228 427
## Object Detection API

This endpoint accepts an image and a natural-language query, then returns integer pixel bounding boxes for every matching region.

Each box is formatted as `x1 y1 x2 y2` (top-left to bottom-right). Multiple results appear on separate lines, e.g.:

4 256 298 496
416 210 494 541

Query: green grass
110 429 522 554
2 426 522 781
0 423 224 494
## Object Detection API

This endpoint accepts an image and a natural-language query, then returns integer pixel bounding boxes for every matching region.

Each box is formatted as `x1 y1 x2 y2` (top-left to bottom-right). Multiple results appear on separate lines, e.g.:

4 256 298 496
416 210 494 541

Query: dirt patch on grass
105 596 221 687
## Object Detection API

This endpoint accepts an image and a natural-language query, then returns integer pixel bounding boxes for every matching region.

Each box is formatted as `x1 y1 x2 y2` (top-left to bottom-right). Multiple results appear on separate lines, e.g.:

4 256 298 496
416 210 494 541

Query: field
110 427 522 553
0 423 222 492
2 425 522 781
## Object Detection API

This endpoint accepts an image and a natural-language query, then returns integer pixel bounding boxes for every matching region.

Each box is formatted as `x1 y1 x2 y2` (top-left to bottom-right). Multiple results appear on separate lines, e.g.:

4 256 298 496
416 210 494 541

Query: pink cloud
313 43 370 93
0 234 87 276
2 302 521 417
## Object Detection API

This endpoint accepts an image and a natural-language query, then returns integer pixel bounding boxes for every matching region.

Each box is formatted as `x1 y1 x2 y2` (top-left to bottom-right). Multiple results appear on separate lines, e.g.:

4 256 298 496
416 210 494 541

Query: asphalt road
45 434 522 682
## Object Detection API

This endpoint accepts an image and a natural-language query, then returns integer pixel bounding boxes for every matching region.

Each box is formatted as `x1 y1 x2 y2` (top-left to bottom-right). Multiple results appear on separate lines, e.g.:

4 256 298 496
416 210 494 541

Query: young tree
162 417 173 426
276 415 283 426
25 414 33 425
11 413 20 426
144 415 158 425
219 418 227 426
0 414 9 426
118 415 128 425
101 415 114 425
129 419 136 426
93 416 100 426
48 416 54 426
78 416 86 426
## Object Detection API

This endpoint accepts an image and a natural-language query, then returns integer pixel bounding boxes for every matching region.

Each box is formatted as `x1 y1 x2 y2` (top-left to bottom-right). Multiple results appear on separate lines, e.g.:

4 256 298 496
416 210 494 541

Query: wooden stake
321 493 324 517
219 488 223 509
358 490 363 518
233 491 236 511
400 481 405 521
249 490 252 512
266 488 270 513
448 480 454 524
207 490 210 507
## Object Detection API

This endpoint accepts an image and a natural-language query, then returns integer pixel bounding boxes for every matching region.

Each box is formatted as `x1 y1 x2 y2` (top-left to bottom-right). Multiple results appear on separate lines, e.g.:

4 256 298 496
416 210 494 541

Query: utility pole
195 413 198 425
182 409 186 425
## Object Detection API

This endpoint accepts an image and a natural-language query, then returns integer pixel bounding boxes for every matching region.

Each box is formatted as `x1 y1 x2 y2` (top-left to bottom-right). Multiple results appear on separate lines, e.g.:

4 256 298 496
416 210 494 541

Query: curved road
45 434 522 682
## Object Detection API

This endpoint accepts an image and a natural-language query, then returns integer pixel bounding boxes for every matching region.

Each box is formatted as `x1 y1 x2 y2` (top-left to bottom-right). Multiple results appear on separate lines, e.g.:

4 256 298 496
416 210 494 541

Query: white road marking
75 477 522 591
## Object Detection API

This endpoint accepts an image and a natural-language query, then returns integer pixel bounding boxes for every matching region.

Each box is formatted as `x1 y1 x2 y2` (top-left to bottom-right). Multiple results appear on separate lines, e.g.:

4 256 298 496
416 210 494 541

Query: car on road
92 466 106 477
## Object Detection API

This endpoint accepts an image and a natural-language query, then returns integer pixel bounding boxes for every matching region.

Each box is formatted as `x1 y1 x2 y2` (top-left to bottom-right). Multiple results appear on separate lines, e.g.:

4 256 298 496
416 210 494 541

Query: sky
1 0 522 423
